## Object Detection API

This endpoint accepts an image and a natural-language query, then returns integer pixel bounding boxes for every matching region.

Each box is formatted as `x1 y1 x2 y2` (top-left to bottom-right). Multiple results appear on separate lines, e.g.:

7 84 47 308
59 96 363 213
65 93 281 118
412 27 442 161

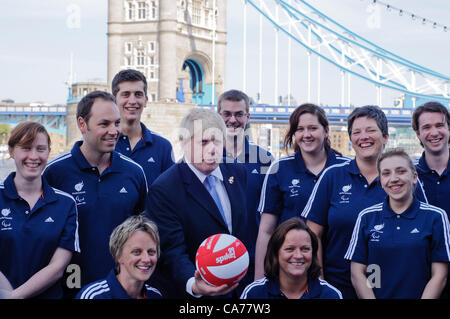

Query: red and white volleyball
195 233 249 287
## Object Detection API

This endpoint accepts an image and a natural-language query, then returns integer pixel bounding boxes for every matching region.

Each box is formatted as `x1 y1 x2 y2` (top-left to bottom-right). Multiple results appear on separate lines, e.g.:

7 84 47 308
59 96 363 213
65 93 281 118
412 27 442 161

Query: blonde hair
376 148 416 176
178 108 226 142
109 214 160 273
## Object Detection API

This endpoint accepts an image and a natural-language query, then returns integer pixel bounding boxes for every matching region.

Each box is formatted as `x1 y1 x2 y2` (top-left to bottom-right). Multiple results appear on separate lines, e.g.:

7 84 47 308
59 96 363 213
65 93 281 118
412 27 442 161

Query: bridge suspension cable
242 0 449 106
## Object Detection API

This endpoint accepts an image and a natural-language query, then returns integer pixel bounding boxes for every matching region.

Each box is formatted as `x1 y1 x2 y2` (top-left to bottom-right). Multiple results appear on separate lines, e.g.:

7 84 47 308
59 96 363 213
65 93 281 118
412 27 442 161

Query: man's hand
0 289 14 299
0 272 14 299
191 270 238 297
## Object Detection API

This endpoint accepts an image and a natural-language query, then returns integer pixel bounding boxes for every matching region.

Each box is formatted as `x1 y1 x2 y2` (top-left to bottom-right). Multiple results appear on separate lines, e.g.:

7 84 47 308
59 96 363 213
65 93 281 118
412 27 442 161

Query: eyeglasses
220 111 247 119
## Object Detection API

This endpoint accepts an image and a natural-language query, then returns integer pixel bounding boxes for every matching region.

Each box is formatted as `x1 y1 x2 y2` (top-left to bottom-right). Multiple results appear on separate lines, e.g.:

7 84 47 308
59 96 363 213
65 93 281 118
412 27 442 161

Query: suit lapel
219 163 241 235
179 162 229 231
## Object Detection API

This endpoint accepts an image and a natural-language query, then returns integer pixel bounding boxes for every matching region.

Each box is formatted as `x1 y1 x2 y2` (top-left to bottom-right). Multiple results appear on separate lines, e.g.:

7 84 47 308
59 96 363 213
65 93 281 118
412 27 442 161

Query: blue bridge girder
243 0 450 104
0 104 66 135
0 103 429 137
199 104 417 127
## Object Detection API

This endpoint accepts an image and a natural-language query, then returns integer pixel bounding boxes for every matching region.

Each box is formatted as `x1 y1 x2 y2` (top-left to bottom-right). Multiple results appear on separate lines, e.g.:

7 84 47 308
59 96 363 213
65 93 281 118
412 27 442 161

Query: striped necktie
204 175 227 225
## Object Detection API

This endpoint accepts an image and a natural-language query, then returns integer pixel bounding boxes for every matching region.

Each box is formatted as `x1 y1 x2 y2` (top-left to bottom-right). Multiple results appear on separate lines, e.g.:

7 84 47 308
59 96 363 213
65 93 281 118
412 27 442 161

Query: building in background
107 0 227 105
0 101 67 158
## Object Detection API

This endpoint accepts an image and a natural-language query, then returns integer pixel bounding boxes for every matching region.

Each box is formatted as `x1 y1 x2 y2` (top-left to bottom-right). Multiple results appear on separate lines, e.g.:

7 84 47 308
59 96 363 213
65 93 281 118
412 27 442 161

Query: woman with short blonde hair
77 214 162 299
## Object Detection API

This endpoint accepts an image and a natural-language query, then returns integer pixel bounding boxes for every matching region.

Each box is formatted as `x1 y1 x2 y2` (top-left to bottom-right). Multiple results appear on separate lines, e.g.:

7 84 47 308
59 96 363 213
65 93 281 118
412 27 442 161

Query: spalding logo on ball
195 233 249 287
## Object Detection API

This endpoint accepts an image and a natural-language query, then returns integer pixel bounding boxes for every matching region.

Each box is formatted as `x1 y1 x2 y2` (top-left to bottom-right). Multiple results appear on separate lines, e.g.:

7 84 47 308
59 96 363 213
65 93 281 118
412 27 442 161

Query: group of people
0 68 449 300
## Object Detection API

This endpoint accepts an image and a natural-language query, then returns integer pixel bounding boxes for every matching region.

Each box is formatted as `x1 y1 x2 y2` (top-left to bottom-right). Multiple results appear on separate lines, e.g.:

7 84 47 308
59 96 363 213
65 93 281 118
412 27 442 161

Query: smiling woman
241 217 342 299
346 148 450 299
0 122 79 299
301 105 428 299
8 122 51 186
76 214 162 299
378 150 418 211
255 103 350 281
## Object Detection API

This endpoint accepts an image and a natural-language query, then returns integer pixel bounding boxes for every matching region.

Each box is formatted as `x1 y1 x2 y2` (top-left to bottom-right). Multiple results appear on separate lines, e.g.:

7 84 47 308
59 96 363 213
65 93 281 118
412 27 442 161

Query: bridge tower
107 1 227 158
107 0 227 104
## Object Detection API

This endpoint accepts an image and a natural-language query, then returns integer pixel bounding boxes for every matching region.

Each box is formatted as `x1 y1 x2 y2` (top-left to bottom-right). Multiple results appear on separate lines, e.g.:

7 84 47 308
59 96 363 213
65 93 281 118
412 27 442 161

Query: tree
0 123 11 144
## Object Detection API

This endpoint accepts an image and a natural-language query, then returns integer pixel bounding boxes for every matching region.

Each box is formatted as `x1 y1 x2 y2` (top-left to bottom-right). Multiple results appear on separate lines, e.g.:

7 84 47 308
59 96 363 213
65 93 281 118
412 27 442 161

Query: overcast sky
0 0 448 106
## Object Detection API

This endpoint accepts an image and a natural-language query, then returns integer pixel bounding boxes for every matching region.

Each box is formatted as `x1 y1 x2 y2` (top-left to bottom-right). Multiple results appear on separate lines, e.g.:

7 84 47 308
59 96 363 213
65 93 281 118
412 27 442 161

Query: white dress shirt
184 160 233 297
186 162 232 233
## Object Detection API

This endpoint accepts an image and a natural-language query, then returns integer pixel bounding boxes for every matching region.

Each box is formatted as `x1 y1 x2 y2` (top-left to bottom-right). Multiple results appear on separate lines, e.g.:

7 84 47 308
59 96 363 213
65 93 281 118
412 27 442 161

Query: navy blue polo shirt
301 159 428 299
415 150 450 219
115 122 174 187
345 198 450 299
240 277 342 299
223 137 273 259
0 173 79 299
259 150 350 225
416 150 450 298
43 141 148 286
76 269 162 299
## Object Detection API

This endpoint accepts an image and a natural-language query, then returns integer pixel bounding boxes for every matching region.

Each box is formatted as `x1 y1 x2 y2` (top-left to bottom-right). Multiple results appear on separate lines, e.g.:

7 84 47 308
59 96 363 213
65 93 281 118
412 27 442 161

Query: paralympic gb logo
369 223 384 242
1 208 12 231
72 181 87 206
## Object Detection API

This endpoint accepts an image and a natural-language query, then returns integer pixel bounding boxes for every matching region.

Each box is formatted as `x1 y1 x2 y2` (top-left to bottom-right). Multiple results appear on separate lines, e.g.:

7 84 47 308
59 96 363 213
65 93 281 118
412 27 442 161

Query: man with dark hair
76 90 115 122
112 69 174 186
412 101 450 299
217 89 273 282
43 91 148 296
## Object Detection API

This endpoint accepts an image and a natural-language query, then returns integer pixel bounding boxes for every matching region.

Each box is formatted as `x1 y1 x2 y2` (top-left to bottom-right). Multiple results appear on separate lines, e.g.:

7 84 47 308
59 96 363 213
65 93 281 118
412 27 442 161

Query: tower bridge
0 102 416 135
0 103 66 135
200 104 415 126
199 103 422 157
1 1 448 159
0 100 421 158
